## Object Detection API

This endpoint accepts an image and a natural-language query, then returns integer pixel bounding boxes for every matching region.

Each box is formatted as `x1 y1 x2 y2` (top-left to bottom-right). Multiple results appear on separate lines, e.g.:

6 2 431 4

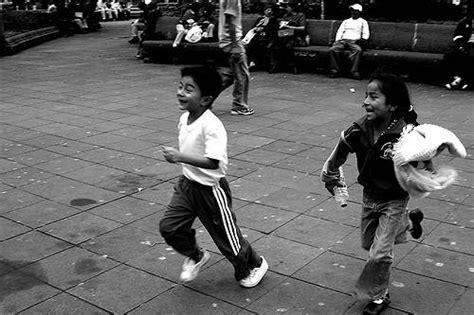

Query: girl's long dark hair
369 68 419 125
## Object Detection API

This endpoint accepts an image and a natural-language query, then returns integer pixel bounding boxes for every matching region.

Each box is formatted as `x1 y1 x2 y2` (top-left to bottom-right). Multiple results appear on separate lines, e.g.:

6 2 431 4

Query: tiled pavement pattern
0 21 473 314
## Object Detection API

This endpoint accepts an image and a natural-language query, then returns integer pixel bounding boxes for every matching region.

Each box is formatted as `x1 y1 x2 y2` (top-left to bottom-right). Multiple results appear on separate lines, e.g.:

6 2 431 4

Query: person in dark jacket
443 9 473 90
321 70 424 315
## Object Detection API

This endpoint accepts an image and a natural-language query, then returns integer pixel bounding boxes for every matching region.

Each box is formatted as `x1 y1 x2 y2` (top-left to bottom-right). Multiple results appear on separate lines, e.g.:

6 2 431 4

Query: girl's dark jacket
321 116 409 201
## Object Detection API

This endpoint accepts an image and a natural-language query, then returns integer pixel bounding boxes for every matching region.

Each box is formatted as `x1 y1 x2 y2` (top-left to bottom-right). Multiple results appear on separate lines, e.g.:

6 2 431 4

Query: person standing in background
218 0 255 116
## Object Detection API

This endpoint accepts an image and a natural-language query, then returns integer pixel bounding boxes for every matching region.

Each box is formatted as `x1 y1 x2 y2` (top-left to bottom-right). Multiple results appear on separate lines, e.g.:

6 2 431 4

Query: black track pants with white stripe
159 175 261 281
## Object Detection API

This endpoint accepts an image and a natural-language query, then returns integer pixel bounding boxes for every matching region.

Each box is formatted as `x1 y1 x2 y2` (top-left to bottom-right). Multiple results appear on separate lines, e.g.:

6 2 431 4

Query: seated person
268 2 306 74
135 2 162 58
328 3 369 80
444 10 473 90
173 2 200 48
245 4 279 70
128 1 148 43
197 3 217 41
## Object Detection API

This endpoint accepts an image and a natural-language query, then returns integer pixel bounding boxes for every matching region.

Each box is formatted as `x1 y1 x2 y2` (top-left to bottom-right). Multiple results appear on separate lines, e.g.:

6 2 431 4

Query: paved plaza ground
0 21 473 314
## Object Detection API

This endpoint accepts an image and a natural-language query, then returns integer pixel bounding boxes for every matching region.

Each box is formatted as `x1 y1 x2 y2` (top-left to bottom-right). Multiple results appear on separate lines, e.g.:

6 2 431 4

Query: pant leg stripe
215 185 241 251
212 185 240 256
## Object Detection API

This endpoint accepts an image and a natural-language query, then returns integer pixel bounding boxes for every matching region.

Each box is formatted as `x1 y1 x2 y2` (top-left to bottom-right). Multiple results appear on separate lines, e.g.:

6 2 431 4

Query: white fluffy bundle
393 124 467 198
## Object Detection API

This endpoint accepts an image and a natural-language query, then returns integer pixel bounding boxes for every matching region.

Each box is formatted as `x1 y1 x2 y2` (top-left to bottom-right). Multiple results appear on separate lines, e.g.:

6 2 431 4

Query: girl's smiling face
176 75 203 112
362 80 397 122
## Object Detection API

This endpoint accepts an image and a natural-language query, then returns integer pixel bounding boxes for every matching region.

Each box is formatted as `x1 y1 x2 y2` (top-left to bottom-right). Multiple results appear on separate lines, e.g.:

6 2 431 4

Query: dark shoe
409 208 424 239
268 66 278 74
363 293 390 315
329 70 339 78
352 72 361 80
128 37 139 44
291 66 299 75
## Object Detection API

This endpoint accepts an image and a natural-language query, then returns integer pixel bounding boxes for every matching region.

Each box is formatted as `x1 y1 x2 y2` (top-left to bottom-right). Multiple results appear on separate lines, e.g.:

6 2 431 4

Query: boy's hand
325 181 344 196
161 146 180 164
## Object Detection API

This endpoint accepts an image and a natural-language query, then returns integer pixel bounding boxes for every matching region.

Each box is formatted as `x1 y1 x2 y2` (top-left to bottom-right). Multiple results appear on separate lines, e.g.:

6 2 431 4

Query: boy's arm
321 134 352 195
162 146 219 169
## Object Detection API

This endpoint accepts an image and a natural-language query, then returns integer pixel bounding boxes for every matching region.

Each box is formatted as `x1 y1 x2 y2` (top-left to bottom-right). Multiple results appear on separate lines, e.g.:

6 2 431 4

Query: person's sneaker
230 107 255 116
180 250 210 282
239 256 268 288
408 208 424 239
363 293 391 315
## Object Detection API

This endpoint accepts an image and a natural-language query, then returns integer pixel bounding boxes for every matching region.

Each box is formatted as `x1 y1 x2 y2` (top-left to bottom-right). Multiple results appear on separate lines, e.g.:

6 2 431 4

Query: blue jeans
355 193 410 300
220 52 250 111
329 39 362 74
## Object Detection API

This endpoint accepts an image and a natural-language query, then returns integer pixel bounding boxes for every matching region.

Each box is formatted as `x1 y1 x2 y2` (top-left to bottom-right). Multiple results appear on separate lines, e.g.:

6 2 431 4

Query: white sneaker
180 250 210 282
239 256 268 288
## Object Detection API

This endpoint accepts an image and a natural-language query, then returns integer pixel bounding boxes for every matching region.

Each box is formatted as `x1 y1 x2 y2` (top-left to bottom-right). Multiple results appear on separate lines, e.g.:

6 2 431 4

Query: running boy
321 70 424 315
159 66 268 287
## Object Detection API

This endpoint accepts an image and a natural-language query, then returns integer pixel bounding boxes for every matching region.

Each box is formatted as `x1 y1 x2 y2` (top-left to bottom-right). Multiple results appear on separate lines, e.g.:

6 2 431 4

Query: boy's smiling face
176 75 203 112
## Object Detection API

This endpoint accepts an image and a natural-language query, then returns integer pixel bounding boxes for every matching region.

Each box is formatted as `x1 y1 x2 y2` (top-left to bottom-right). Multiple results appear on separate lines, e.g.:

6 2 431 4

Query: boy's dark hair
369 68 419 125
180 66 223 105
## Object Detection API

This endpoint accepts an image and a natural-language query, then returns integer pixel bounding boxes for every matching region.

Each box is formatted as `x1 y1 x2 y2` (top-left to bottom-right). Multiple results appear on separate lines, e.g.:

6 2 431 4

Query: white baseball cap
349 4 363 12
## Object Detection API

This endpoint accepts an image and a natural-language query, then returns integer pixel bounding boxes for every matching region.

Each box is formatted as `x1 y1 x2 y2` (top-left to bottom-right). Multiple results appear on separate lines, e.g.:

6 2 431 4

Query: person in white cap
329 3 370 79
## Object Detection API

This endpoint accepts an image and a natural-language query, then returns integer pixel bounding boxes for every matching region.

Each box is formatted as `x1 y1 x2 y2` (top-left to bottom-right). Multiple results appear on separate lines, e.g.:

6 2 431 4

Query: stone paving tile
229 178 282 202
39 212 122 244
6 148 63 167
233 148 291 167
62 164 126 185
0 158 22 174
241 166 319 193
293 251 365 294
256 187 328 214
20 175 122 210
448 288 474 315
235 203 299 234
445 204 474 228
131 181 174 206
0 269 60 314
409 196 459 221
246 277 354 314
396 243 474 287
20 247 119 290
274 214 355 250
305 198 361 227
0 231 71 269
422 222 474 255
74 147 126 163
251 235 324 276
89 196 162 224
0 188 45 215
81 225 163 263
0 142 37 159
18 292 110 315
3 200 80 228
129 285 248 315
0 217 31 241
44 140 98 156
67 264 175 314
33 156 96 175
128 210 166 234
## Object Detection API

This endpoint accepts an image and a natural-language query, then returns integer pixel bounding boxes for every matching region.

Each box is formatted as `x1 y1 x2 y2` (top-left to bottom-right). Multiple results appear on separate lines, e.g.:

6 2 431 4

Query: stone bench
141 16 455 82
5 26 61 55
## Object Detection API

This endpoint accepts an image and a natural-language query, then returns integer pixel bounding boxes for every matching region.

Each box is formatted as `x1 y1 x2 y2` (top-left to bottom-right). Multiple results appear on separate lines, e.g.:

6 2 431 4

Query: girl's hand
161 146 181 164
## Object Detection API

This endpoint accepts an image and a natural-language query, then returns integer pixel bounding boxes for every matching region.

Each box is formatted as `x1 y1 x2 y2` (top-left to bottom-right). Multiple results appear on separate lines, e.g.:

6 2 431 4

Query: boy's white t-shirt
335 17 370 41
178 109 228 186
